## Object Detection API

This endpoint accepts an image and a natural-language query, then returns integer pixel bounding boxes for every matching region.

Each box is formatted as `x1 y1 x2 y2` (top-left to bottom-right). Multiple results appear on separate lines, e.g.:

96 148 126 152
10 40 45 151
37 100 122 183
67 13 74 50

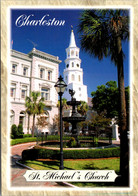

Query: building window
79 87 81 91
72 74 75 81
65 76 68 82
77 64 79 68
76 51 78 56
66 64 69 68
78 75 81 82
19 111 25 126
12 64 17 73
21 85 27 99
10 83 16 98
41 88 49 100
40 68 45 79
48 71 52 81
44 111 49 123
72 62 74 67
71 50 74 56
68 52 70 57
23 67 28 76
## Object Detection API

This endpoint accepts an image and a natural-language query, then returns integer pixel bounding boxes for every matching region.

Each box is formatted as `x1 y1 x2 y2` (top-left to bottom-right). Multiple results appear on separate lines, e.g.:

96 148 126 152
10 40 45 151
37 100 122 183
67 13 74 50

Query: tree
78 10 129 185
36 115 49 129
91 81 119 119
25 97 32 134
25 91 46 137
57 98 69 111
89 112 111 138
91 81 130 123
77 101 89 116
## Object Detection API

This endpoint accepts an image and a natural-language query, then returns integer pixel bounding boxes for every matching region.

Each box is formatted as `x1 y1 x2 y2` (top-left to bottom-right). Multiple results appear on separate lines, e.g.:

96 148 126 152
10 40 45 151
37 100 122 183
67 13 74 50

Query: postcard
1 0 138 196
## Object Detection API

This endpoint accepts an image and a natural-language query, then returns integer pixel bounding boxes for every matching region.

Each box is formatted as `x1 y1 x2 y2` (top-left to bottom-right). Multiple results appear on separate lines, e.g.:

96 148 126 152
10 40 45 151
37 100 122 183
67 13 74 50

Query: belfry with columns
63 28 88 103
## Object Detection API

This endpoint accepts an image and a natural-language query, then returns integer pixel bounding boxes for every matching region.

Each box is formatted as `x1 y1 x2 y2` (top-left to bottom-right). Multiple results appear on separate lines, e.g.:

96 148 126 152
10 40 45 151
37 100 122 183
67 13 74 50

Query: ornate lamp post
54 75 67 170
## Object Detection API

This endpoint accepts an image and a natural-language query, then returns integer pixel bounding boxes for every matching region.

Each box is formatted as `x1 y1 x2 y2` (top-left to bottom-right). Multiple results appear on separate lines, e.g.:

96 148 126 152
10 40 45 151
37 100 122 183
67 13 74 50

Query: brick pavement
11 142 68 187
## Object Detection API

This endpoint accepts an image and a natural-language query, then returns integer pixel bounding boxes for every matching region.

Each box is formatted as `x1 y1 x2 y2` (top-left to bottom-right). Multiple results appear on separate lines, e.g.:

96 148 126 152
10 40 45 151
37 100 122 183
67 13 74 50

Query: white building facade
63 29 88 102
10 48 61 134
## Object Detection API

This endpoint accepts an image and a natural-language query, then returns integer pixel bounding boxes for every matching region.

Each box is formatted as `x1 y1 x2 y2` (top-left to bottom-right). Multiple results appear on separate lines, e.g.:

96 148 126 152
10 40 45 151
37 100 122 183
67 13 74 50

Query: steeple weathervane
71 25 73 31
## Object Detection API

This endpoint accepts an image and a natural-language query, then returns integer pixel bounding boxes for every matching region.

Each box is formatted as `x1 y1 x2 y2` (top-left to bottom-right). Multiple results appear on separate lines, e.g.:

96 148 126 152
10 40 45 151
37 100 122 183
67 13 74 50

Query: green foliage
11 124 18 139
91 81 119 118
17 124 24 138
23 134 32 138
90 112 111 129
11 135 114 146
78 10 129 65
11 124 24 139
22 147 120 160
25 91 46 137
77 101 89 116
57 98 68 110
67 137 77 148
91 81 129 120
11 137 37 145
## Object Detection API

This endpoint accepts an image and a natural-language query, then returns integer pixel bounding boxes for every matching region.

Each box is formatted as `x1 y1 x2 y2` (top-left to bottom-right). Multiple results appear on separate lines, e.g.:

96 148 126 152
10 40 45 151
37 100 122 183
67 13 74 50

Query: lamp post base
60 166 64 170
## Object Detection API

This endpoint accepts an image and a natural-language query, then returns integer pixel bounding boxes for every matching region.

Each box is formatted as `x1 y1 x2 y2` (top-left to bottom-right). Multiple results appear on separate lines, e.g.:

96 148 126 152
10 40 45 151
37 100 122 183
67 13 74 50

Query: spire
69 26 76 47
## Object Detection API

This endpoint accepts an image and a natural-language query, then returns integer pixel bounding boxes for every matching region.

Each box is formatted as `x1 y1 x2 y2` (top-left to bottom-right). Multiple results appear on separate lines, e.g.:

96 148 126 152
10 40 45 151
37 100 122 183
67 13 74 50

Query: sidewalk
11 142 70 187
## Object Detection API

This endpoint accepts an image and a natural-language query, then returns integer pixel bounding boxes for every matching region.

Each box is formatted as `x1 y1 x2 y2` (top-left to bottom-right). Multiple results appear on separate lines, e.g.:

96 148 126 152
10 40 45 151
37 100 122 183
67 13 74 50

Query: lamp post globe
54 75 67 170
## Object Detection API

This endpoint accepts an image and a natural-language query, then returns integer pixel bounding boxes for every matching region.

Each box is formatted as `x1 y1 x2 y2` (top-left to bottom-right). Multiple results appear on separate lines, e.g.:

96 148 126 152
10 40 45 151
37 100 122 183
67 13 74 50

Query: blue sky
10 9 130 97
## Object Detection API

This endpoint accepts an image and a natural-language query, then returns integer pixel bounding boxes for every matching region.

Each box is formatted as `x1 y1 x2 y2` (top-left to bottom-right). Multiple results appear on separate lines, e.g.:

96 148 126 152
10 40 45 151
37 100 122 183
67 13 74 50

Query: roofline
28 48 61 64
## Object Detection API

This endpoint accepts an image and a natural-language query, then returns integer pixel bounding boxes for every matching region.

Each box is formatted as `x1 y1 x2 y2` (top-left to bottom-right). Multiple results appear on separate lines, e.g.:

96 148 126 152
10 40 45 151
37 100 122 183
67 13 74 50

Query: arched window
72 62 74 67
68 52 70 57
71 50 74 56
78 75 81 82
72 74 75 81
65 76 68 82
66 64 69 68
77 64 79 68
76 51 78 56
10 110 15 125
19 111 26 126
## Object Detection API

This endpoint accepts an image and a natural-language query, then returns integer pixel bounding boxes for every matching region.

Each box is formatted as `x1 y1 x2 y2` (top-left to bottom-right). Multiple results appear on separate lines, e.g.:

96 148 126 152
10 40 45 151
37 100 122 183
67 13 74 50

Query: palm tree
57 98 69 134
77 101 89 116
78 9 129 185
57 98 69 111
25 91 46 137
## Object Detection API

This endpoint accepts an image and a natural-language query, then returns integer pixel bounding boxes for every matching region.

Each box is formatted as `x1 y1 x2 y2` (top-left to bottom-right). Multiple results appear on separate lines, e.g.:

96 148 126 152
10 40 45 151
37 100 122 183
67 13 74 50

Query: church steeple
63 27 88 103
69 27 76 47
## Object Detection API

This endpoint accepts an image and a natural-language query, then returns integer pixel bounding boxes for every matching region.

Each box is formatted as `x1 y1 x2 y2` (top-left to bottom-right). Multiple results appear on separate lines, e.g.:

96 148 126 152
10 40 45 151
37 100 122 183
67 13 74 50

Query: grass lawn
20 158 120 187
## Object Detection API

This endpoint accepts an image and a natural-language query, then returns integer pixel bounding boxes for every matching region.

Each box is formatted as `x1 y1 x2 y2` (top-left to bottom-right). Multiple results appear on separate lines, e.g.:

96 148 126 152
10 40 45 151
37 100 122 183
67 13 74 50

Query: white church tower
63 28 88 103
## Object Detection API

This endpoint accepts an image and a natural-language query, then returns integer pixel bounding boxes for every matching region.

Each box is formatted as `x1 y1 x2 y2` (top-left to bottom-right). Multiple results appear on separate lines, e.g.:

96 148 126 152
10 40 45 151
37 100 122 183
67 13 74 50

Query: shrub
23 134 32 138
67 137 77 148
22 147 120 160
17 124 24 138
11 124 18 139
11 137 36 146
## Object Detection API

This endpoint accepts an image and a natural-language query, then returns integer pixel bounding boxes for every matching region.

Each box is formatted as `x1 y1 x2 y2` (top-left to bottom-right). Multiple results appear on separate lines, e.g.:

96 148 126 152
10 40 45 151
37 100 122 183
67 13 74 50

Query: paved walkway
11 142 67 187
